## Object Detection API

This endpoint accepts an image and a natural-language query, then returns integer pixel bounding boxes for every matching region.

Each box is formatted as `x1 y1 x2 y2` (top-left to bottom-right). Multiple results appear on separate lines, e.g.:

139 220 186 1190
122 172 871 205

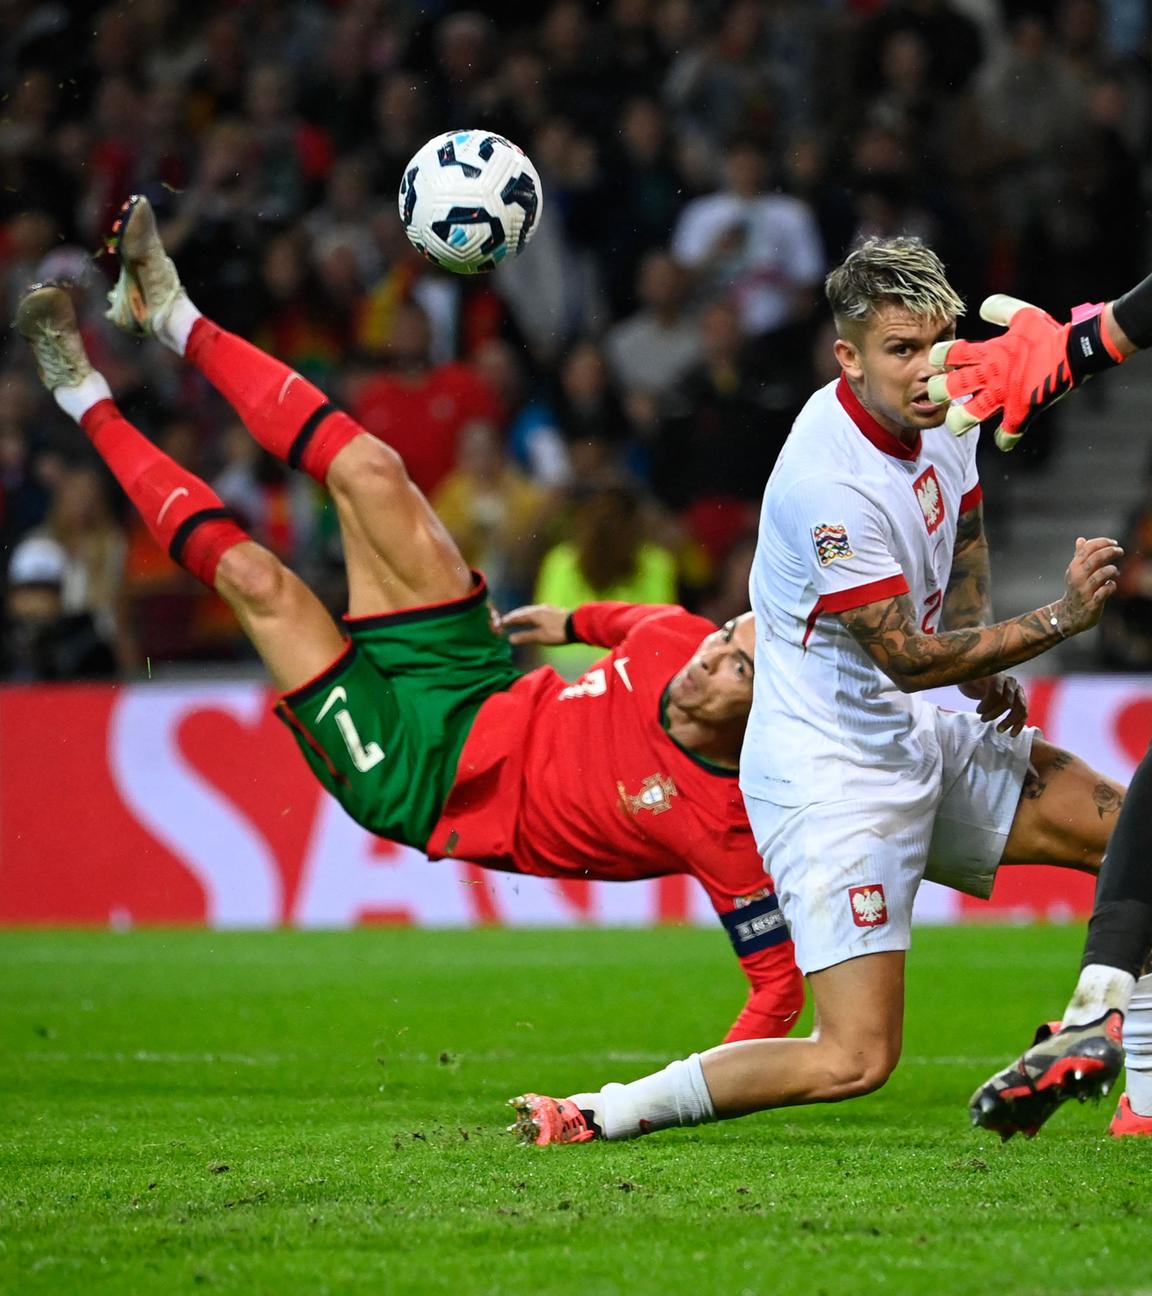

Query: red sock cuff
296 408 362 482
79 398 249 588
185 318 362 484
178 515 251 586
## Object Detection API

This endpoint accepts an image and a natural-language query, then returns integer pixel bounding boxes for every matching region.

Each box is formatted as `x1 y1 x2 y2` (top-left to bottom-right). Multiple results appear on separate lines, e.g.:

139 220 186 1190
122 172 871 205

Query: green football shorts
275 581 522 848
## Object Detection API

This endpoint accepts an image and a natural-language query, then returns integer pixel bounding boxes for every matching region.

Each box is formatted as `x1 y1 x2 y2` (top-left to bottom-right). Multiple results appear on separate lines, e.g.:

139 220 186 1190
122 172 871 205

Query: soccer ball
397 129 542 275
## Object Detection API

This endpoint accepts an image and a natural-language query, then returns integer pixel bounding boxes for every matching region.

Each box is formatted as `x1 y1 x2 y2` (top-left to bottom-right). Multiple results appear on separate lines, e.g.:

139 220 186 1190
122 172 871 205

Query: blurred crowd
1 0 1150 680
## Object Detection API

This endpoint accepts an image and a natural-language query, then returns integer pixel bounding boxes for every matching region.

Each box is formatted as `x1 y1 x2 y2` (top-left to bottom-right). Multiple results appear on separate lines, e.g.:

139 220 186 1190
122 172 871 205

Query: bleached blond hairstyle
825 237 965 339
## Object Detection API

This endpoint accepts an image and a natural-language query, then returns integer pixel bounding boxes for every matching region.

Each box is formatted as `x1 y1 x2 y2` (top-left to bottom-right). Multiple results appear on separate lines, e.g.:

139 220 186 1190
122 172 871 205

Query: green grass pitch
2 924 1149 1296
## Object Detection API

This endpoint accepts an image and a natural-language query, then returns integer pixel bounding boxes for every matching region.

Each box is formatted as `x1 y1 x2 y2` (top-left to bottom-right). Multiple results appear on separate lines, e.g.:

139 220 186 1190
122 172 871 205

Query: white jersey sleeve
774 472 909 607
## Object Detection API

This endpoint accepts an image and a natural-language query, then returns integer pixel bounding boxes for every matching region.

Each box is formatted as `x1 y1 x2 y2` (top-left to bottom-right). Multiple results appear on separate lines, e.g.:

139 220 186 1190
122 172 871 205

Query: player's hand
498 604 572 646
958 674 1029 736
925 295 1124 451
1054 536 1123 635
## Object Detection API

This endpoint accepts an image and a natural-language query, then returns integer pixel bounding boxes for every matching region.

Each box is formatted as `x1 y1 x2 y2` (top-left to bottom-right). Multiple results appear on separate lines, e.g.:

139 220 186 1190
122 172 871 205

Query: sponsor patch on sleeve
812 523 854 566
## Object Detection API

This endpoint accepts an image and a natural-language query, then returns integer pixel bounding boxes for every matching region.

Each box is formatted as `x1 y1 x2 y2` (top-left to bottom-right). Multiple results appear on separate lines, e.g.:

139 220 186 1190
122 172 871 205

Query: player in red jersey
13 194 802 1045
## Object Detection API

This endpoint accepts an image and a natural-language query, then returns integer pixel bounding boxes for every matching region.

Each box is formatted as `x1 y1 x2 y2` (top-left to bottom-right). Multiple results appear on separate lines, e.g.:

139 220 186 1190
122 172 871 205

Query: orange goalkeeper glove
926 294 1127 452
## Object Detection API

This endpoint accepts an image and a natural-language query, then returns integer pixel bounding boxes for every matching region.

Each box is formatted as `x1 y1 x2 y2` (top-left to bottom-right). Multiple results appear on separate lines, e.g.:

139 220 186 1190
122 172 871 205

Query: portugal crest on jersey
618 773 678 816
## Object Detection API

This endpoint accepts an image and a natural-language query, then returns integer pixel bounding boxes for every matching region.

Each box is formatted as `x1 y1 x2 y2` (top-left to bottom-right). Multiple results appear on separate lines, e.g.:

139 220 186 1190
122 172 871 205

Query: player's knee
215 544 291 617
327 435 411 506
824 1040 900 1100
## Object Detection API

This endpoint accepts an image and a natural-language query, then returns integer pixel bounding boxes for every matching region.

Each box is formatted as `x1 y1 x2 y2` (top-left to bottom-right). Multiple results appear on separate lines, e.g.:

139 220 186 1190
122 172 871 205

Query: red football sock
185 319 362 484
81 400 249 587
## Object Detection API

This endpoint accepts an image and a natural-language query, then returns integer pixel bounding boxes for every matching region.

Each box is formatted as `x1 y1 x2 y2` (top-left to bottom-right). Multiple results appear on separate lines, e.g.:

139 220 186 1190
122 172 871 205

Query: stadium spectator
671 136 825 349
0 68 76 234
0 370 53 558
302 157 381 289
137 121 267 338
0 533 118 682
651 300 791 567
363 71 435 200
495 116 610 362
695 529 759 631
472 43 552 149
299 7 380 153
1 210 61 325
184 12 253 128
351 300 501 497
470 338 568 489
532 480 679 678
664 0 776 154
605 252 703 431
852 0 985 99
971 11 1090 285
214 424 319 573
241 62 333 225
597 96 689 316
430 10 499 127
549 340 636 483
431 417 549 610
18 461 131 672
249 227 354 390
536 0 618 134
1097 468 1152 670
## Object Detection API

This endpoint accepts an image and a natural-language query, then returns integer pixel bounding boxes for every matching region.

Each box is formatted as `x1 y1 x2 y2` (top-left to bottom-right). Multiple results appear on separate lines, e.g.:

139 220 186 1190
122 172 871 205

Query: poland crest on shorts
848 884 888 927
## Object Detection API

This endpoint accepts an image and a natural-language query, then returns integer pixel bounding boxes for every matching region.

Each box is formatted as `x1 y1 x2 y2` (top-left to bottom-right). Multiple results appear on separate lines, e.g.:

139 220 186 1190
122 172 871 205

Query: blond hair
825 237 965 337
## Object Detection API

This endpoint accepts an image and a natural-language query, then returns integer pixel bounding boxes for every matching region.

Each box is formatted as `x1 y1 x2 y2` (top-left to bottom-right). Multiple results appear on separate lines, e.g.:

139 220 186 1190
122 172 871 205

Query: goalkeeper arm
926 277 1150 450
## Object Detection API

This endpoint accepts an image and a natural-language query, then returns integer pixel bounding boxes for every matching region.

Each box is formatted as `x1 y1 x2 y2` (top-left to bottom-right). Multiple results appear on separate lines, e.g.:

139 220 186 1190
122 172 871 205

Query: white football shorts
744 707 1037 975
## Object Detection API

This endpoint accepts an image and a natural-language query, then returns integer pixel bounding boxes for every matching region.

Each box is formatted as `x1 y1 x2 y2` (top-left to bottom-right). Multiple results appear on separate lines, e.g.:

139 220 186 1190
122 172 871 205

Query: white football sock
156 294 202 357
568 1054 715 1140
1061 963 1136 1027
53 371 113 423
1123 973 1152 1117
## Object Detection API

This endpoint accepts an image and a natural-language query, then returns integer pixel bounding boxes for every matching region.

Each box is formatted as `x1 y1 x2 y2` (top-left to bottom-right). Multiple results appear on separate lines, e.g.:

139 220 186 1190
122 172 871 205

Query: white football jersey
740 376 982 805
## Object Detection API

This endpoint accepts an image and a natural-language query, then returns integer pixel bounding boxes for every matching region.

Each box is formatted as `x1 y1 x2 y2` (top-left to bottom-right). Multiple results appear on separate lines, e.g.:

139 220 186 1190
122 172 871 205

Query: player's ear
833 336 863 380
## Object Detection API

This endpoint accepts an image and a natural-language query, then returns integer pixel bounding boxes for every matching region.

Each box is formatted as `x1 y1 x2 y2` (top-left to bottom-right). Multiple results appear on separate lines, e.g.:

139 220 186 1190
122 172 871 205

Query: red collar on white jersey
835 374 921 462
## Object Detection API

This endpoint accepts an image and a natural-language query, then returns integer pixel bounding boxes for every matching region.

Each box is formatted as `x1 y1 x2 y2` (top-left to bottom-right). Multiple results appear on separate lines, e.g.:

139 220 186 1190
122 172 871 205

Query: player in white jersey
509 237 1131 1147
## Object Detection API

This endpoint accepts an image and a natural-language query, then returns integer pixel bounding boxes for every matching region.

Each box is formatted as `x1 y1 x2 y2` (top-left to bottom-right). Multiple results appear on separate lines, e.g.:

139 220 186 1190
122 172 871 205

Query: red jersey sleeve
724 942 805 1042
569 602 685 649
704 881 805 1042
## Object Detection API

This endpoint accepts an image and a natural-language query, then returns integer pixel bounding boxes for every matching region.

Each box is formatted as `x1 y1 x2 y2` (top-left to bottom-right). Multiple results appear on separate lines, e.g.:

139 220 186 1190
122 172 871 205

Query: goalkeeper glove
926 294 1127 451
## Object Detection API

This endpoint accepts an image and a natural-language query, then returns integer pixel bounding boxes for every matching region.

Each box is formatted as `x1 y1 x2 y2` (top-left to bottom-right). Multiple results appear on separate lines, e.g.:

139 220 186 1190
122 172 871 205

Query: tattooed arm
942 500 1028 732
838 535 1123 694
941 502 992 631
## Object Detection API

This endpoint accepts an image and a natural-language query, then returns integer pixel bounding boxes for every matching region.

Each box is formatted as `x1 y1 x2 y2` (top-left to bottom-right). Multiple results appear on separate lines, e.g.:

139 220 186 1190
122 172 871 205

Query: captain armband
720 890 791 955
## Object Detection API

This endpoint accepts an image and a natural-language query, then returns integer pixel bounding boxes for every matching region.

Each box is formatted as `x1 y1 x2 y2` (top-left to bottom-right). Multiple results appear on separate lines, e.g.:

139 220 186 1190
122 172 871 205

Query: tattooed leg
1000 741 1122 871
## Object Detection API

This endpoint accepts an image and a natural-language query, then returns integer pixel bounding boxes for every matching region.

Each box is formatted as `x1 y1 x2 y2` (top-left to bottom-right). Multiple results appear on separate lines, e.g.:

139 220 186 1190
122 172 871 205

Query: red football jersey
426 602 803 1041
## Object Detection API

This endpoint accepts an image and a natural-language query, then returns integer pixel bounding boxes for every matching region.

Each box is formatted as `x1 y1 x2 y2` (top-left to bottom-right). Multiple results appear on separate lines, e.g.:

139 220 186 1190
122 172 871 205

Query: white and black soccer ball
397 129 542 275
